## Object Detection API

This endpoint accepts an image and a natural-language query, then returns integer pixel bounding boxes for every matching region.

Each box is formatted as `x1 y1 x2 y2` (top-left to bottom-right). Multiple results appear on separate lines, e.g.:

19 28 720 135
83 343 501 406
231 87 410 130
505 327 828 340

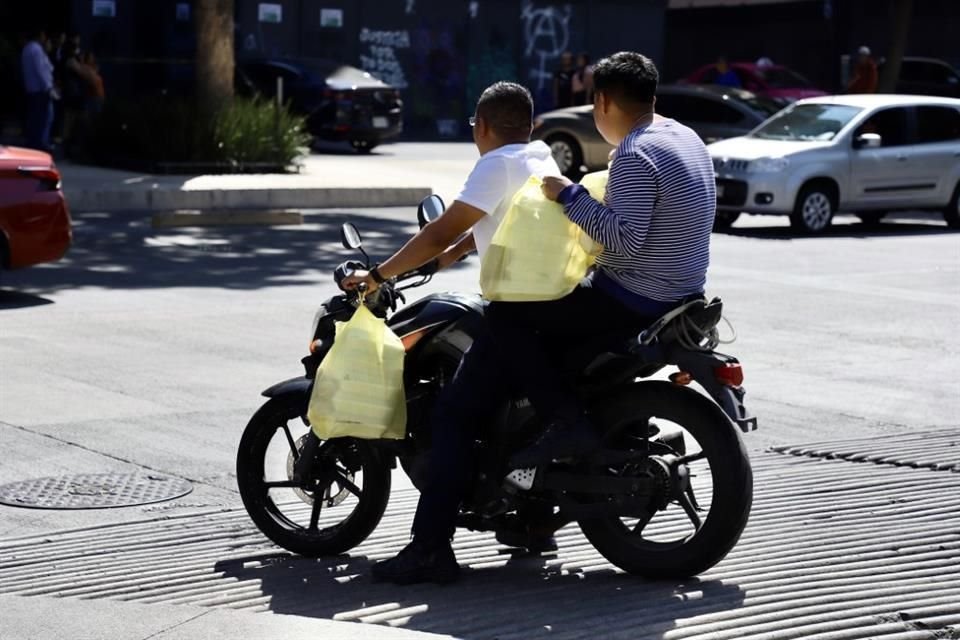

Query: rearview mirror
340 222 362 250
854 133 882 149
417 195 445 229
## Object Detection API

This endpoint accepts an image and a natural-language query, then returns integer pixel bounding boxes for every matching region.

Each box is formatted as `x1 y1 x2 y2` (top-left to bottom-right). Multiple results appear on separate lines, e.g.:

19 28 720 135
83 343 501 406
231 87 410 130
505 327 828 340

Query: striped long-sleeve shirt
562 117 716 303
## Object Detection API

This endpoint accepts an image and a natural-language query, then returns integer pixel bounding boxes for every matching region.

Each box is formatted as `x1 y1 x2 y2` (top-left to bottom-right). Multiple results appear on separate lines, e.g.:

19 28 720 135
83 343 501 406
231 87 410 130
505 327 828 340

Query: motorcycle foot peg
504 467 537 492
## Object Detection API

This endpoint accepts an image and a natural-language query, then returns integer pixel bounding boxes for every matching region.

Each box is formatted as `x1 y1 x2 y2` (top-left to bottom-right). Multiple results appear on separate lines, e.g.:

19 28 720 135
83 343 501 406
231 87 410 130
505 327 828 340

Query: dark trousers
24 92 53 152
411 329 508 544
486 281 658 427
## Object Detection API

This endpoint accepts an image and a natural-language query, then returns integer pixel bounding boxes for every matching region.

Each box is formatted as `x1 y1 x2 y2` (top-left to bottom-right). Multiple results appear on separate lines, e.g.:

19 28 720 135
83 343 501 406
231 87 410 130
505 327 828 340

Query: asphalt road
1 146 959 638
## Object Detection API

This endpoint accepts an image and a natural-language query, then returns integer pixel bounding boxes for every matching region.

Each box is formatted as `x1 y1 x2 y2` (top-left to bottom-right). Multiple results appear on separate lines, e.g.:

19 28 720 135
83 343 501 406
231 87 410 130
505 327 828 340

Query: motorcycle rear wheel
236 395 391 557
578 382 752 578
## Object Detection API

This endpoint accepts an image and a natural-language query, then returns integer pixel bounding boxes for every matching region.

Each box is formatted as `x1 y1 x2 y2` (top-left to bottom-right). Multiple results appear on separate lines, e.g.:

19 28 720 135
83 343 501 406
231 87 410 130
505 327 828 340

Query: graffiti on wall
521 1 571 94
358 28 411 89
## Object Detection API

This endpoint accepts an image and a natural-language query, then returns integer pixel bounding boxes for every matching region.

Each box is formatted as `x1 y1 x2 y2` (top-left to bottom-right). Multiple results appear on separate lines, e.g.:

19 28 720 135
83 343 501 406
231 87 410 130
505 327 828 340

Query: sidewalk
57 147 443 214
1 593 453 640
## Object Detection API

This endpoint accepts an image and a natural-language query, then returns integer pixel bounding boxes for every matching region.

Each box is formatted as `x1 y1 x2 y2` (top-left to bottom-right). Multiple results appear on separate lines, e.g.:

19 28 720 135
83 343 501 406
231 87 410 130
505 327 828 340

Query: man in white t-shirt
343 82 561 584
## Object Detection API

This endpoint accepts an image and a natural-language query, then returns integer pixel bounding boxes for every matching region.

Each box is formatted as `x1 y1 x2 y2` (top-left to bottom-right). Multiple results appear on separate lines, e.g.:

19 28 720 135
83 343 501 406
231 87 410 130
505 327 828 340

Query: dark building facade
57 0 668 138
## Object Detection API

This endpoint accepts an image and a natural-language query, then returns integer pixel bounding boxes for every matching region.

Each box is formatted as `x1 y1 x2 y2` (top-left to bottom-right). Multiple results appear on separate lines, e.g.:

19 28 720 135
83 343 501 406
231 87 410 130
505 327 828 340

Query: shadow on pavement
216 552 746 639
0 289 55 309
718 218 957 240
0 210 419 294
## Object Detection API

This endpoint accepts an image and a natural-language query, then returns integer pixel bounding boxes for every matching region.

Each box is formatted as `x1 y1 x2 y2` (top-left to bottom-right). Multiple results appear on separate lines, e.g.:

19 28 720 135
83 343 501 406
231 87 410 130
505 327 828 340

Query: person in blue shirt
20 29 56 151
714 57 742 88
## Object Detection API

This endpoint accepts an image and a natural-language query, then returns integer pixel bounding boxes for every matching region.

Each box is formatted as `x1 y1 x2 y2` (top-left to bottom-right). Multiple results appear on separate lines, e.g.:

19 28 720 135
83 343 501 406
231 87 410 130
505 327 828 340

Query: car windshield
739 94 783 116
758 67 814 89
750 104 863 141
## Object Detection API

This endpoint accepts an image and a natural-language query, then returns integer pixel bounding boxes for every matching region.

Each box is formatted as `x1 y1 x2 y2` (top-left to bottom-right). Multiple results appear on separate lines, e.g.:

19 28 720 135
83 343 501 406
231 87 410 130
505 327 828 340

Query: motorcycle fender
668 349 758 433
261 376 313 400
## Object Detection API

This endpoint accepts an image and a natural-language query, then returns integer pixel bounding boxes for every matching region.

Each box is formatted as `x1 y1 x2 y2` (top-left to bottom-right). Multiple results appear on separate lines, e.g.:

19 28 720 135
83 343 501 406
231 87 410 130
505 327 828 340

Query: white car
708 94 960 233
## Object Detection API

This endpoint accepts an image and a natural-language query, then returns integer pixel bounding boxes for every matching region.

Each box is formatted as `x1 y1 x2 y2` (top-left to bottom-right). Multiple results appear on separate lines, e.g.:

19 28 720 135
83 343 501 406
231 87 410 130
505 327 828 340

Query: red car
0 146 72 271
684 62 827 103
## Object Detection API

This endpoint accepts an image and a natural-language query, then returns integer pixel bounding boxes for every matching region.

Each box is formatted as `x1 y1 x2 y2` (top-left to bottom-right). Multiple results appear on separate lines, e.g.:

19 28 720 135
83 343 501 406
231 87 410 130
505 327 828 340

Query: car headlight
748 157 790 173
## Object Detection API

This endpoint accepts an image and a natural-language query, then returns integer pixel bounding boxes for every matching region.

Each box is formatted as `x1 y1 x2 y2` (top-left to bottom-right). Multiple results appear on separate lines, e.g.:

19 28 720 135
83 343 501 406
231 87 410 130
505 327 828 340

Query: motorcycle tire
578 381 752 578
237 395 391 557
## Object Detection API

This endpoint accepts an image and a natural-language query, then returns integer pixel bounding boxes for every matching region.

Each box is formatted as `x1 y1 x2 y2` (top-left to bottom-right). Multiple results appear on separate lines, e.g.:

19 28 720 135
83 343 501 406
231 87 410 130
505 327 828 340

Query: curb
66 187 434 213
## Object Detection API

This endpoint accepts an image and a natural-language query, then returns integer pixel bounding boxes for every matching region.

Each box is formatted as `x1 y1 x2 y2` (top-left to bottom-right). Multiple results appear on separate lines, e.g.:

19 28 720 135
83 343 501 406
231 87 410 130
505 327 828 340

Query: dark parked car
881 57 960 98
237 59 403 152
532 84 783 176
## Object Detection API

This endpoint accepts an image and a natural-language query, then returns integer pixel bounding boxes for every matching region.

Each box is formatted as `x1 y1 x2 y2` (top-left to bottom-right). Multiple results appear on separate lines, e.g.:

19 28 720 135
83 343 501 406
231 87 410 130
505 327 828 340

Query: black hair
476 81 533 138
592 51 659 106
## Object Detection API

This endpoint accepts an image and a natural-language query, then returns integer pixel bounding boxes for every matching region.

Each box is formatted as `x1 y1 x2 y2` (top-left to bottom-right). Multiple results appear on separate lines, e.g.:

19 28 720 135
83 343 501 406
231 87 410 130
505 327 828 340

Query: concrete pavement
2 163 959 638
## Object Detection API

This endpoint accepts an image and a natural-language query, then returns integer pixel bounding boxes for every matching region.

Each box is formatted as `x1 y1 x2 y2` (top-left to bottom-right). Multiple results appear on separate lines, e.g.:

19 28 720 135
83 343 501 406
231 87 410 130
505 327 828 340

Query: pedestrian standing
847 46 878 94
714 57 742 88
81 51 105 114
553 51 575 109
20 29 55 151
571 52 594 105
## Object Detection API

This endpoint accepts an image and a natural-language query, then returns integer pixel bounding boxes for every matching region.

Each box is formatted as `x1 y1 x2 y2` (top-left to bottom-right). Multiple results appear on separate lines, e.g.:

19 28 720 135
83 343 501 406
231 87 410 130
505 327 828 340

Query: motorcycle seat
569 296 723 384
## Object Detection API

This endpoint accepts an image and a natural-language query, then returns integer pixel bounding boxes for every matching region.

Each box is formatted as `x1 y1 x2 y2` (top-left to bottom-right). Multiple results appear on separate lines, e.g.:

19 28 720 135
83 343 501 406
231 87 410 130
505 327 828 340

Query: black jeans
411 329 508 545
485 280 659 427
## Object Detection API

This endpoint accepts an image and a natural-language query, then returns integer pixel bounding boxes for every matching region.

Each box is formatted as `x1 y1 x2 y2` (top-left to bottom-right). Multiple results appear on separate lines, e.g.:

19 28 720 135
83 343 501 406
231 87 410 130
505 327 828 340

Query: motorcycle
236 195 757 578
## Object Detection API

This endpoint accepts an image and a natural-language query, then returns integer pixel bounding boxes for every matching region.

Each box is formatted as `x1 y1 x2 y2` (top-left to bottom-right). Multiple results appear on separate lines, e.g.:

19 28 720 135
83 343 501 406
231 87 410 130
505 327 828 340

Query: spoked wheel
578 382 752 578
236 395 391 556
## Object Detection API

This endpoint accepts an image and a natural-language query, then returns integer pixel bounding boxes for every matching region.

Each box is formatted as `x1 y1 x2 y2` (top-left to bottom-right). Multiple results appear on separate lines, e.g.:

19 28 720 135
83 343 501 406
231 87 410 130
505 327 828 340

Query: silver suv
708 94 960 232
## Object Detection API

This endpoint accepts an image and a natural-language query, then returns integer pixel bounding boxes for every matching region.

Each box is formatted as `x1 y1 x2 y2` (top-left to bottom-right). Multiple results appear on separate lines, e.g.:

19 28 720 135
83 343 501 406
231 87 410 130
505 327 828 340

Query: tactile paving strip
771 427 960 472
1 452 959 639
0 473 193 509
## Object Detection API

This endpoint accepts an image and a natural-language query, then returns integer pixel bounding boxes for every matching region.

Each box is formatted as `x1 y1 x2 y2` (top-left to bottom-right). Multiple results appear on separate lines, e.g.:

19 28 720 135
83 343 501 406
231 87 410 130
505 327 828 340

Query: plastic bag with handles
307 304 406 440
479 171 606 301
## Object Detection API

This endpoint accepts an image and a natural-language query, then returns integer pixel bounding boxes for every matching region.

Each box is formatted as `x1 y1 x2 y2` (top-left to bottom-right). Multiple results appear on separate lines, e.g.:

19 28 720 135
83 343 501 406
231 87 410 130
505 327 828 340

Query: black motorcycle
236 195 757 578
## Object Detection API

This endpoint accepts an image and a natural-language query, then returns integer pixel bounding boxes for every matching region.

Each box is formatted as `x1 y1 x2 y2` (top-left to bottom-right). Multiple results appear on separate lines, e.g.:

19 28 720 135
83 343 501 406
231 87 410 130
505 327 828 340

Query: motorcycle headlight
748 157 790 173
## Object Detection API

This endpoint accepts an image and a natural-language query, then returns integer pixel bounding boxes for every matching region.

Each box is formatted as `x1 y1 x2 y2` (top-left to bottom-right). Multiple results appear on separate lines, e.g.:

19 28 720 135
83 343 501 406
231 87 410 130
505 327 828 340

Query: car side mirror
854 133 882 149
340 222 362 249
417 195 445 229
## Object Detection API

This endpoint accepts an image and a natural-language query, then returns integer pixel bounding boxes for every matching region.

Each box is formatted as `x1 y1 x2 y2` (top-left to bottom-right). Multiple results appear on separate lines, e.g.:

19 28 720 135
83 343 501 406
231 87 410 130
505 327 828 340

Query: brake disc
285 435 354 507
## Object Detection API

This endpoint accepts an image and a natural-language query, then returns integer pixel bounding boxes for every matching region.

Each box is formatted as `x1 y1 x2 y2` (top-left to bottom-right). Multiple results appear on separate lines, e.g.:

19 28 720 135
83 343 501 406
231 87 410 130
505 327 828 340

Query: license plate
372 116 389 129
716 184 725 198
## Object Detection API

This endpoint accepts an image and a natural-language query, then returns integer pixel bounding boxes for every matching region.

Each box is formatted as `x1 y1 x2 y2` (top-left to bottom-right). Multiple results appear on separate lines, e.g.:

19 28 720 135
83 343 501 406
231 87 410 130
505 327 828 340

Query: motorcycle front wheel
578 381 753 578
236 395 391 556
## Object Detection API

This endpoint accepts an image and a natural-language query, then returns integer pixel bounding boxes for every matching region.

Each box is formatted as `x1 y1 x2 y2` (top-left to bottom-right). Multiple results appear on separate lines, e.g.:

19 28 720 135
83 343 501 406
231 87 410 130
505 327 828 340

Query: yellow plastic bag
307 305 406 440
479 174 604 302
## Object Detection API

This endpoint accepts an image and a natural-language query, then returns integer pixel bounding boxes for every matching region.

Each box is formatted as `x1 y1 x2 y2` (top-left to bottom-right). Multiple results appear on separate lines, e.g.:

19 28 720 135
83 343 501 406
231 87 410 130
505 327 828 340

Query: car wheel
713 211 740 231
350 140 377 154
944 182 960 229
544 134 583 177
856 212 886 227
790 183 836 234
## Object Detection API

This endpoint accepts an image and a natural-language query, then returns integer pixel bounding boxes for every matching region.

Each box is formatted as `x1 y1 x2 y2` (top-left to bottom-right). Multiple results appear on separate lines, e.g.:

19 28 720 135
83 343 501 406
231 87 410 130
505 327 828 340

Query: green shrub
85 96 310 172
211 98 311 167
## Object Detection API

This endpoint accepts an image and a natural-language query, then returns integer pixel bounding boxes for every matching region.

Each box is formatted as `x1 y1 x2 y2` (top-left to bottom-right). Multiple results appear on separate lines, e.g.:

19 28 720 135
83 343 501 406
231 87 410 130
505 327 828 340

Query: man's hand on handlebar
341 270 378 294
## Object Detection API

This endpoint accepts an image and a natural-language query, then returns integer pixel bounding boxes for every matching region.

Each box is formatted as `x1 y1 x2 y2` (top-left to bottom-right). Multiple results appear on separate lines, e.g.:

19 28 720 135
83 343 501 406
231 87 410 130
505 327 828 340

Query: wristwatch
369 264 387 284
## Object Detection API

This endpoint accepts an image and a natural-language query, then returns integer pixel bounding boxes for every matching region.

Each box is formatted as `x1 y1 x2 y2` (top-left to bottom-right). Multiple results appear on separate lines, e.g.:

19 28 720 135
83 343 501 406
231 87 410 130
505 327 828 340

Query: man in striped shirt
488 51 717 467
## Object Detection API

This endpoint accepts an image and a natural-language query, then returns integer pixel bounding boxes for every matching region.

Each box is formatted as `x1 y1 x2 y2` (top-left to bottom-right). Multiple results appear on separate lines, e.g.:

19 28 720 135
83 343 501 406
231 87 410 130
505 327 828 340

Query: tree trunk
878 0 913 93
195 0 235 116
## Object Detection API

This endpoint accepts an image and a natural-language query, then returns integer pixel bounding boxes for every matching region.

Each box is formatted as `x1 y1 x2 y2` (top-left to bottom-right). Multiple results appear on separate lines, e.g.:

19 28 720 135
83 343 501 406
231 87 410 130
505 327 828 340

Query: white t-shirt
454 141 561 260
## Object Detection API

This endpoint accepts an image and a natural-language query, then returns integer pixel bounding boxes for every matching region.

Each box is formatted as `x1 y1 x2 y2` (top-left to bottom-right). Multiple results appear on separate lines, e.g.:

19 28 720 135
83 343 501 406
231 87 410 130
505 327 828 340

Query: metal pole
275 75 284 156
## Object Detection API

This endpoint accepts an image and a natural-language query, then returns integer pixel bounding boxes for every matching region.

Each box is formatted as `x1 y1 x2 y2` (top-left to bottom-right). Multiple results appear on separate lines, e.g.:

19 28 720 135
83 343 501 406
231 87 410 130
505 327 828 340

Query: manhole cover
0 473 193 510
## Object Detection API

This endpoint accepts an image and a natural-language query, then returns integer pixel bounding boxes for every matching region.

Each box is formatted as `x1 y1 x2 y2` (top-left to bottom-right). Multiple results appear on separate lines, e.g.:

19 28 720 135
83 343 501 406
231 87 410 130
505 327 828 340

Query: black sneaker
371 539 460 585
495 528 559 553
509 419 600 469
